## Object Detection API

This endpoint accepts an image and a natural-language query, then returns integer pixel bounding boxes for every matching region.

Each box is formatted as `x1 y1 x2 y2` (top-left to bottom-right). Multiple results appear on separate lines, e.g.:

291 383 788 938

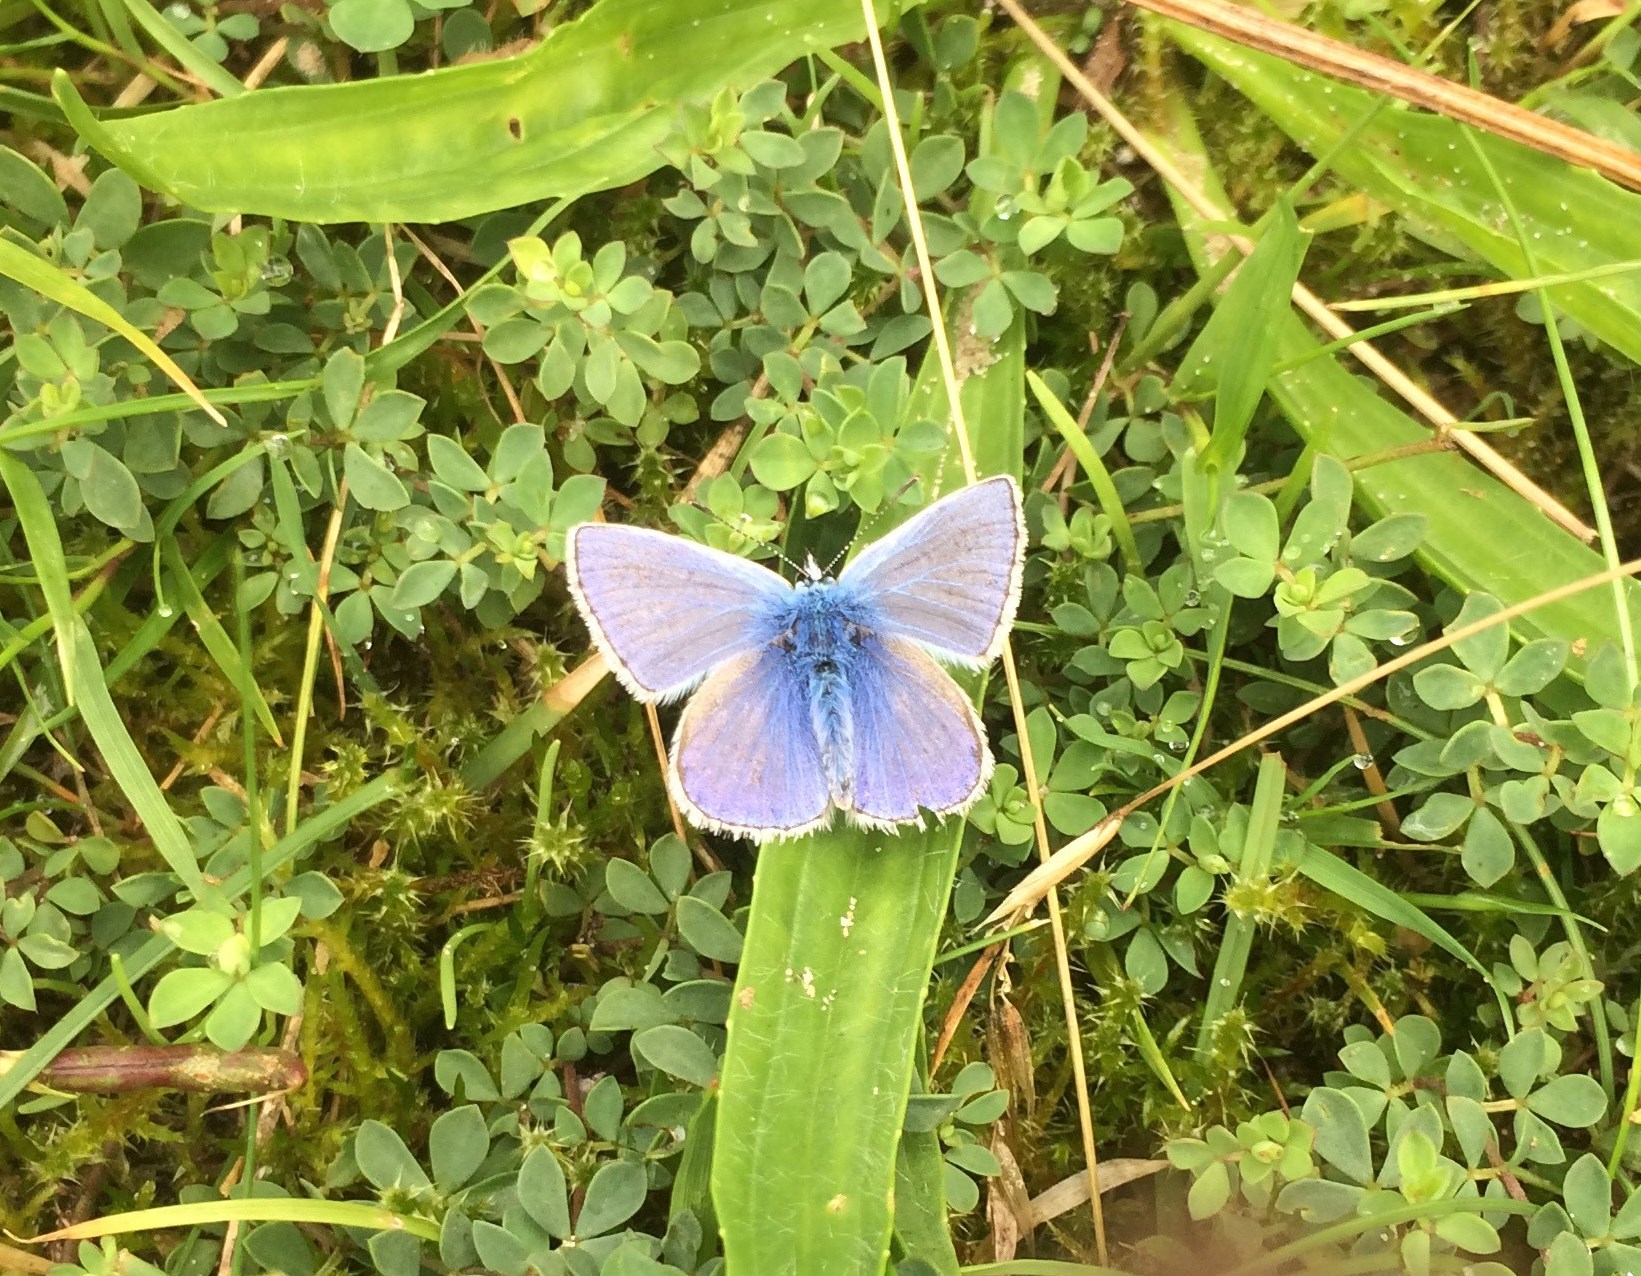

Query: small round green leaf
676 895 743 963
344 443 410 511
574 1160 648 1238
632 1023 718 1087
429 1105 490 1192
328 0 413 52
148 966 232 1027
391 560 457 610
748 432 817 491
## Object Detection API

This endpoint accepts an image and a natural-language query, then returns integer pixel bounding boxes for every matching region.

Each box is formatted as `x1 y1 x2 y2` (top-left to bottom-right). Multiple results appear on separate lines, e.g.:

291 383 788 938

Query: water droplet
157 604 174 619
1352 753 1372 770
1389 634 1409 647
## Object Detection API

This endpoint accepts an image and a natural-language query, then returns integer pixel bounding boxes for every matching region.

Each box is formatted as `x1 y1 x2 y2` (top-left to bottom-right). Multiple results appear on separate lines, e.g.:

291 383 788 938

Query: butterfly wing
840 475 1025 666
669 647 832 841
846 634 990 827
566 523 790 702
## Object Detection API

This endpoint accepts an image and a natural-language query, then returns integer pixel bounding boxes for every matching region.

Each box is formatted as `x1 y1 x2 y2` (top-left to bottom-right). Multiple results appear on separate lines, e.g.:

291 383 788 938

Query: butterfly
564 475 1026 842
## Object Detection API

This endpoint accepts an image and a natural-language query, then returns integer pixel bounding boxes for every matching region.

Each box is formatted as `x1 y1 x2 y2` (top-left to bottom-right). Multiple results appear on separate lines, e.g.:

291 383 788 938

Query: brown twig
1342 704 1399 835
681 373 770 504
930 944 1001 1074
161 703 227 791
1042 317 1127 502
403 225 529 425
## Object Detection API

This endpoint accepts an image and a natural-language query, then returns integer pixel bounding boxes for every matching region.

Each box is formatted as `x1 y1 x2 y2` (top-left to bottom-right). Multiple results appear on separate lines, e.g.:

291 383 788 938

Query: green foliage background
5 0 1641 1274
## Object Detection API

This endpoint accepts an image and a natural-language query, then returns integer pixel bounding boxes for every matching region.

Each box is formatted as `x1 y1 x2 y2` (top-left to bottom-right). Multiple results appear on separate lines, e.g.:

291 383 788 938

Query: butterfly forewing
565 523 790 702
670 648 832 840
840 476 1025 665
847 635 990 825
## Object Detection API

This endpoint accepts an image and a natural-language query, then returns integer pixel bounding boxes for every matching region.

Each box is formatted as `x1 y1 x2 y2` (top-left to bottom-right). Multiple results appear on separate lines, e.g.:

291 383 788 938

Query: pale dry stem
860 2 1110 1259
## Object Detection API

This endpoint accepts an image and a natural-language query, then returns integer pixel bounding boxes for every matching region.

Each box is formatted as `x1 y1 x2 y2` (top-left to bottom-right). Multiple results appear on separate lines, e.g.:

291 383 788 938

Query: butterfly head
798 553 830 585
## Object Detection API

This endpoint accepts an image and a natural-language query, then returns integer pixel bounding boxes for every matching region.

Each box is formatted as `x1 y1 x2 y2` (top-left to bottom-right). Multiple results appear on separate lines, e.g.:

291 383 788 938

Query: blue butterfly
564 476 1025 842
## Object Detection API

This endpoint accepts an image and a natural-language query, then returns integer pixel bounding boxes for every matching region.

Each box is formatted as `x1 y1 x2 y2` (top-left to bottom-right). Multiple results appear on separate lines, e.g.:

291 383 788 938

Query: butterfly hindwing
565 523 790 702
840 475 1025 666
669 647 832 839
847 634 990 827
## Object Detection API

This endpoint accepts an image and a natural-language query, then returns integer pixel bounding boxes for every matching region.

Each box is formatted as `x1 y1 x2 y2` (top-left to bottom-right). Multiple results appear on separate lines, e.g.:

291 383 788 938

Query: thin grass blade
0 771 397 1109
1171 28 1641 367
1150 99 1641 662
0 235 222 424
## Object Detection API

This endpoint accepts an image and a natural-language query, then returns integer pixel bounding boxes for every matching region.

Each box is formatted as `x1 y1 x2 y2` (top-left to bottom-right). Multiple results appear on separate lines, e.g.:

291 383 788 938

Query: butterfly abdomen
775 581 878 811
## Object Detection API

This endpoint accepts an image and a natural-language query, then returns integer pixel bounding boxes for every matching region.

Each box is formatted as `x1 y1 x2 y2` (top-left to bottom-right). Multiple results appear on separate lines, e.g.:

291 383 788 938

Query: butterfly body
565 476 1026 842
765 576 867 806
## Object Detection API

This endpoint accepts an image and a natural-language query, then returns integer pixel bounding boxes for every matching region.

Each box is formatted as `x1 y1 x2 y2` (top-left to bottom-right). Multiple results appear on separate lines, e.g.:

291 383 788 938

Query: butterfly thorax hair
757 573 882 809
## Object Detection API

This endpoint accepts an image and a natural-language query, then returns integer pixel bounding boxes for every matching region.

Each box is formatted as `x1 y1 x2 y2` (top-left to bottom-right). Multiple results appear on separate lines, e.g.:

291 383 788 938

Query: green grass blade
1170 27 1641 367
107 0 244 97
0 771 397 1110
713 824 963 1276
1174 198 1308 472
161 535 283 745
0 447 77 687
1149 100 1641 664
1027 369 1141 574
0 232 222 425
0 451 206 896
59 0 869 223
1289 843 1486 977
62 620 206 892
30 1198 437 1244
1196 753 1285 1052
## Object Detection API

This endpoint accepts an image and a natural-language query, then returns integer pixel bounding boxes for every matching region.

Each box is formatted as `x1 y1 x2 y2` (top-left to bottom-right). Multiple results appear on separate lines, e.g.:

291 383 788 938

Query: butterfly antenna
820 476 923 575
682 498 808 580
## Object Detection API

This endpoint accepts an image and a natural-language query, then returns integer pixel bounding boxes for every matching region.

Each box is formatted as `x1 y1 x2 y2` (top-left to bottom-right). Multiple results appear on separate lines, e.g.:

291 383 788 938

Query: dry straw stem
985 553 1641 926
544 651 611 717
859 0 1110 1260
1123 0 1641 193
993 0 1598 544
